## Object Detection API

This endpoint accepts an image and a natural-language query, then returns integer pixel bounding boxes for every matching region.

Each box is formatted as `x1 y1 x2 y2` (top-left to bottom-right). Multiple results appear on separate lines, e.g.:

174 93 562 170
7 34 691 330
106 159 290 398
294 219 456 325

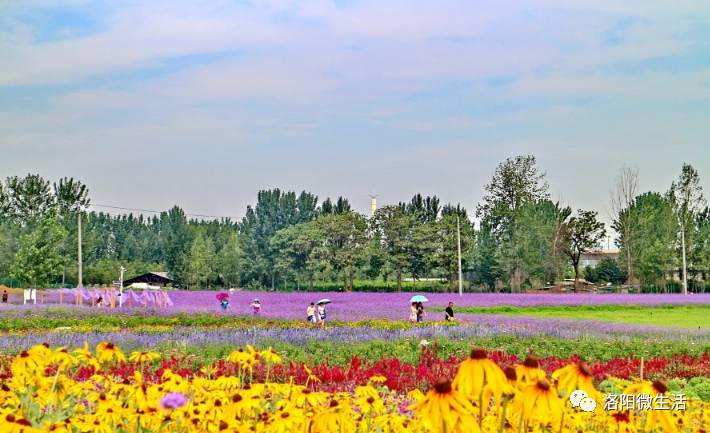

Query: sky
1 0 710 225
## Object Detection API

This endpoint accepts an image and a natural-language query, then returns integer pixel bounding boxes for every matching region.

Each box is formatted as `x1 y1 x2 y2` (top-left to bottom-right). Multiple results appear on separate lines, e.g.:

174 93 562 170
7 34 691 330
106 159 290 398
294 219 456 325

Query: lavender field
3 291 710 363
27 289 710 321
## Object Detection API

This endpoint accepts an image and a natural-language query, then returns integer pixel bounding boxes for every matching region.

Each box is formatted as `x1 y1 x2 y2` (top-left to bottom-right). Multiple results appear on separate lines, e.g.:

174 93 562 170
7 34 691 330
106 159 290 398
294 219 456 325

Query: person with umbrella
316 299 330 328
409 302 418 322
216 292 229 312
409 295 429 323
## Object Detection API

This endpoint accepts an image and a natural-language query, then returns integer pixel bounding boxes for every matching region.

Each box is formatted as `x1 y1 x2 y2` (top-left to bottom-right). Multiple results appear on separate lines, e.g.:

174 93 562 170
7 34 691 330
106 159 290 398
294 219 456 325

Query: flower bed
1 342 708 433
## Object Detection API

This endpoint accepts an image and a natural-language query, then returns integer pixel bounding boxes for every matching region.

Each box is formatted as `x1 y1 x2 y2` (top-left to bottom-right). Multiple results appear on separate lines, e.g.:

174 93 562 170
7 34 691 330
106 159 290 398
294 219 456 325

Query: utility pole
457 215 463 297
77 211 83 288
119 266 126 307
681 225 688 295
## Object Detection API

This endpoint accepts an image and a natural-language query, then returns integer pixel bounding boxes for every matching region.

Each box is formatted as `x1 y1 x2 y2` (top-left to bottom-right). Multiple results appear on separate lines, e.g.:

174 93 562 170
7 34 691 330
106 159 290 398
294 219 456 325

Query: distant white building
580 249 620 268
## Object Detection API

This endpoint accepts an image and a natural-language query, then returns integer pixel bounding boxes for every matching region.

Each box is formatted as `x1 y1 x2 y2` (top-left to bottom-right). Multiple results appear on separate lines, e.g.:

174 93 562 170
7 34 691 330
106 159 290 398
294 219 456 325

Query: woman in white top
306 303 316 323
317 304 327 328
409 302 418 322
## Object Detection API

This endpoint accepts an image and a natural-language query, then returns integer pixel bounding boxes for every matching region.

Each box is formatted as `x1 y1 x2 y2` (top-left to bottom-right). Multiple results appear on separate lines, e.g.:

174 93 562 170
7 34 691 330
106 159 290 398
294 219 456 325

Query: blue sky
1 0 709 223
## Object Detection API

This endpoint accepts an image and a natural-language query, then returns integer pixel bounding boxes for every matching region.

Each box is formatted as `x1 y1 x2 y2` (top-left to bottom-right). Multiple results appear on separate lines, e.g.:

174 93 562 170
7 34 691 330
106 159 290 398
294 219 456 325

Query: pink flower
160 392 188 410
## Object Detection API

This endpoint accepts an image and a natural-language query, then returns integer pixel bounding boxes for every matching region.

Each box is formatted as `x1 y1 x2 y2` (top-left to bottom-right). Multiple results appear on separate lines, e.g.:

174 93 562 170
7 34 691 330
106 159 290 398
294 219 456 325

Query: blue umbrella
409 295 429 303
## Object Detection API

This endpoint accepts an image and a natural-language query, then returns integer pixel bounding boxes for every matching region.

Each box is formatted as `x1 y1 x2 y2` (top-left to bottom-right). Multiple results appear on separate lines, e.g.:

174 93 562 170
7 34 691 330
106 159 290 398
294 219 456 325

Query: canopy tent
127 282 161 290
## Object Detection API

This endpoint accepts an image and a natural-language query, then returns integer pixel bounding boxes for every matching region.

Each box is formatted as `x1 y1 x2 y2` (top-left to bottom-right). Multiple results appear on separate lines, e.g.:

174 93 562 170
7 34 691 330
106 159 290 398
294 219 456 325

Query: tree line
1 155 707 292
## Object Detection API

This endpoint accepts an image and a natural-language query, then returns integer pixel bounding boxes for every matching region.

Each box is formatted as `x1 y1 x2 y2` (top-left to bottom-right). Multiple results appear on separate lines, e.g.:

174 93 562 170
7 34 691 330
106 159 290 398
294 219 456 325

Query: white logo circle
569 389 588 408
579 396 597 412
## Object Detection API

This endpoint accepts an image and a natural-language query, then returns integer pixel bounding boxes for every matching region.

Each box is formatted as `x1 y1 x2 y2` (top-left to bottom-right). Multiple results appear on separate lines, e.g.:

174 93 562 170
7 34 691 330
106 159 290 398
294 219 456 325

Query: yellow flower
270 402 306 433
303 364 321 384
260 347 282 365
128 351 160 364
512 379 565 427
409 381 480 433
291 386 328 408
51 347 77 369
95 342 126 364
10 350 43 377
368 375 388 385
552 362 600 401
623 380 679 433
309 400 357 433
73 341 100 370
515 356 546 386
0 413 43 433
452 348 510 401
355 386 385 415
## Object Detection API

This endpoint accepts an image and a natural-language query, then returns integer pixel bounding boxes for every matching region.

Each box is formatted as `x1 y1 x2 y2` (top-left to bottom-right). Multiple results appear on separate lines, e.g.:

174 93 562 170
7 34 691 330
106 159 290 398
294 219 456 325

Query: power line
88 203 239 220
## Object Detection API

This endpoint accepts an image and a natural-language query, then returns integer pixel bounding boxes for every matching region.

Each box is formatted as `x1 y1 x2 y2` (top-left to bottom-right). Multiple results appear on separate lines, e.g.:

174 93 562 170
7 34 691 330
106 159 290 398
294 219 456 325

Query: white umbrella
316 299 331 305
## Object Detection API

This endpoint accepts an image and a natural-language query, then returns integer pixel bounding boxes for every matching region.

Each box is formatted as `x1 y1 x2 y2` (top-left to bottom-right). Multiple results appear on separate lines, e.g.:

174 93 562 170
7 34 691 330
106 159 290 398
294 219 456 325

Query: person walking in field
306 302 316 323
445 301 455 321
250 299 261 315
416 302 425 322
409 302 418 322
317 303 328 328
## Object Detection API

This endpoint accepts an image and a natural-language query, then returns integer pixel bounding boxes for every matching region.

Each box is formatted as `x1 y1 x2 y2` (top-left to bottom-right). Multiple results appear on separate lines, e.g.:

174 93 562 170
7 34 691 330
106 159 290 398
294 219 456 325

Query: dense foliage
2 155 709 292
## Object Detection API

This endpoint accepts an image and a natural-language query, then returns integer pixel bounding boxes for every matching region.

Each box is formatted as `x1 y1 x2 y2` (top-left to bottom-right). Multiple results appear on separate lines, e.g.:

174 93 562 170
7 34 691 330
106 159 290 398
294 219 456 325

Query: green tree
620 193 678 290
668 164 705 294
239 189 319 288
436 213 475 290
160 206 193 285
186 232 216 289
217 232 242 289
609 167 639 284
584 257 626 285
311 212 368 291
504 200 571 289
371 206 415 291
476 155 549 233
0 221 20 279
11 213 67 288
321 197 352 215
475 155 550 291
694 207 710 288
566 210 606 289
2 174 55 225
475 220 500 290
271 222 323 289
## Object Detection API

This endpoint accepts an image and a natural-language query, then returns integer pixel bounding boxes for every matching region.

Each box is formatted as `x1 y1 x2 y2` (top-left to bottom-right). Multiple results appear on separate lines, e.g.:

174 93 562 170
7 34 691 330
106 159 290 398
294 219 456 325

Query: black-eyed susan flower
623 380 678 433
95 342 126 364
355 385 385 415
512 379 565 428
128 351 160 364
409 381 480 433
452 348 509 402
260 348 282 365
552 361 600 400
51 347 77 370
73 341 100 370
1 413 43 433
10 350 43 378
515 356 546 386
309 400 357 433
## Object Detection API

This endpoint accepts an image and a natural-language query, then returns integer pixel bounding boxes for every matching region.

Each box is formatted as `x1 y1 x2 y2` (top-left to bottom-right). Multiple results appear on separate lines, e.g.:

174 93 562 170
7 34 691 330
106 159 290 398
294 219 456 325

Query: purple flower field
18 290 710 321
1 315 708 354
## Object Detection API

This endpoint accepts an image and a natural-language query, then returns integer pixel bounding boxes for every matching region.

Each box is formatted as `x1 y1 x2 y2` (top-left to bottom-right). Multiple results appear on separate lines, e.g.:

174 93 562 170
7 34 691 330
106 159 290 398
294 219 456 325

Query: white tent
127 282 161 290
